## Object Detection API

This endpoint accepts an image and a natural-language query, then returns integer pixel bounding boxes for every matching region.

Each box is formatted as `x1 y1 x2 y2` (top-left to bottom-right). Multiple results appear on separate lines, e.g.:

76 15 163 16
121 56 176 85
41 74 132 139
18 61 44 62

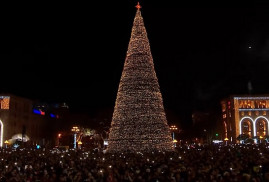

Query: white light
0 120 3 148
239 117 255 136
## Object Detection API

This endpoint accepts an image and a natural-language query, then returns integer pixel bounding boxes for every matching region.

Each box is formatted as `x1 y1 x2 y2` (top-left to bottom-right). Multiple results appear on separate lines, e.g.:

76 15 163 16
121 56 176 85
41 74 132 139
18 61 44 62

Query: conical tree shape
107 6 174 153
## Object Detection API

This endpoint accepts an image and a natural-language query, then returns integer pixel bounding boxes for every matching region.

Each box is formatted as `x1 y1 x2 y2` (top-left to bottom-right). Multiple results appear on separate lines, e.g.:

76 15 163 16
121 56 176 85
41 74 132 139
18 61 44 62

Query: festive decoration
107 3 174 152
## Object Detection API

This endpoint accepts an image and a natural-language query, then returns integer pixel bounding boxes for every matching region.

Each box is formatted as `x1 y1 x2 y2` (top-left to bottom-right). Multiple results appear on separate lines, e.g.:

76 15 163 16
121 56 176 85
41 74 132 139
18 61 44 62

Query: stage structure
107 3 174 152
221 95 269 143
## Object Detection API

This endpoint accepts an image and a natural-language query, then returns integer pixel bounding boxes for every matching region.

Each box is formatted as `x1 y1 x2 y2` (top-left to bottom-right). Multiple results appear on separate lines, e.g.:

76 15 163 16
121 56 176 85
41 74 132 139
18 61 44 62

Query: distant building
0 93 68 147
221 95 269 143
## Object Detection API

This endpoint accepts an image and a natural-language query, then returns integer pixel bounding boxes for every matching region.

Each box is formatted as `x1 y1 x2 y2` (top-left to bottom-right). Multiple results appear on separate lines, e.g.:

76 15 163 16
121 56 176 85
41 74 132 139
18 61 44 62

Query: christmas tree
107 3 174 153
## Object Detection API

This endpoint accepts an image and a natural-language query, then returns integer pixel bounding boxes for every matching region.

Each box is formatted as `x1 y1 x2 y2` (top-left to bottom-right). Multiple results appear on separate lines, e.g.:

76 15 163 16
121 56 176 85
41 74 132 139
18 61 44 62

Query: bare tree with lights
107 3 174 153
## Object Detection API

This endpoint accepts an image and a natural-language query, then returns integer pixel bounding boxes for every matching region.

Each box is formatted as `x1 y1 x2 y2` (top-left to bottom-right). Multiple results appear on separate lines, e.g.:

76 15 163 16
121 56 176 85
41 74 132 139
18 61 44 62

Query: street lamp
260 135 263 144
170 125 178 147
224 137 229 146
71 126 80 149
78 141 82 149
4 140 9 148
57 133 62 147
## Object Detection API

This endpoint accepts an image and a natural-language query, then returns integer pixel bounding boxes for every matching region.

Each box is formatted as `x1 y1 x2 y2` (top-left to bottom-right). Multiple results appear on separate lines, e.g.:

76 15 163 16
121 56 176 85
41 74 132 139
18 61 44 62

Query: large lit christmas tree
107 3 174 153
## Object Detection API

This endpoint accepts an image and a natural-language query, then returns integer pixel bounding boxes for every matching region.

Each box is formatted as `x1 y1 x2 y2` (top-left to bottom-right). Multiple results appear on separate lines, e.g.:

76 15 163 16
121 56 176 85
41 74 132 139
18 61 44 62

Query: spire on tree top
135 2 141 9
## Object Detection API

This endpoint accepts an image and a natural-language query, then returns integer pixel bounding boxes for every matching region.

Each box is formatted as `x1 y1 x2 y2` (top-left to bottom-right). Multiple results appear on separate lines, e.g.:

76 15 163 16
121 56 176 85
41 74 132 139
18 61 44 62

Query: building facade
0 93 65 147
221 95 269 143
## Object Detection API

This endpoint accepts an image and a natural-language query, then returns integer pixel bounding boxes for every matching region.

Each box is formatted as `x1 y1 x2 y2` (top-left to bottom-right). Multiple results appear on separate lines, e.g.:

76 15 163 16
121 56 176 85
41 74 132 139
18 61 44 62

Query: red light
40 111 45 115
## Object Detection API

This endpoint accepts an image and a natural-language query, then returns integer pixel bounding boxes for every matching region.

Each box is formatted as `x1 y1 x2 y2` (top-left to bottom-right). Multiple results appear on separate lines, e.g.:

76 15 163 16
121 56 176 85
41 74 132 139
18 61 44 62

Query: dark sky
2 1 269 128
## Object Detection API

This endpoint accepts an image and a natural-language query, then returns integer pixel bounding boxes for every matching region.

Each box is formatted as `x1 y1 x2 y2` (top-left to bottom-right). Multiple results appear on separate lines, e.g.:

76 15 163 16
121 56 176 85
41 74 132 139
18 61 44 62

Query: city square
1 1 269 181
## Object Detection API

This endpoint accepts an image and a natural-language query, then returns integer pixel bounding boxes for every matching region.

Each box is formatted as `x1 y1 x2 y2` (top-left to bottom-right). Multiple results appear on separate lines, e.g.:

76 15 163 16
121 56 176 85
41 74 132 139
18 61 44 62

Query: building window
0 96 10 109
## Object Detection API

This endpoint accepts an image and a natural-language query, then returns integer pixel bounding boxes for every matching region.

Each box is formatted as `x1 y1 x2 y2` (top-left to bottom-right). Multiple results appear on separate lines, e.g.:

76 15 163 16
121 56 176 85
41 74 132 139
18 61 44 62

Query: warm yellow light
71 126 80 132
4 140 8 144
78 141 82 145
260 136 263 139
173 139 178 143
224 138 229 141
106 5 174 153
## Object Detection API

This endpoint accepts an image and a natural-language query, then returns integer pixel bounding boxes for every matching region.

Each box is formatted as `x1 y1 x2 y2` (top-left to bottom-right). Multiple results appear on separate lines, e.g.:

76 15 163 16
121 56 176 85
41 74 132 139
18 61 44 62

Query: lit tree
107 3 174 153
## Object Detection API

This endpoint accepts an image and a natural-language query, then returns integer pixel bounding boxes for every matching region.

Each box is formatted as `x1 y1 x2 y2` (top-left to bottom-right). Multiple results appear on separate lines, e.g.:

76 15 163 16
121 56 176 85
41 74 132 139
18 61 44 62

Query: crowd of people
0 144 269 182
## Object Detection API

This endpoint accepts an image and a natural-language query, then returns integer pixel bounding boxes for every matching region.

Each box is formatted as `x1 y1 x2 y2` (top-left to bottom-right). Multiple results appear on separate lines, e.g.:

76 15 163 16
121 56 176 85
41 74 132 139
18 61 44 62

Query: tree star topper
136 2 141 9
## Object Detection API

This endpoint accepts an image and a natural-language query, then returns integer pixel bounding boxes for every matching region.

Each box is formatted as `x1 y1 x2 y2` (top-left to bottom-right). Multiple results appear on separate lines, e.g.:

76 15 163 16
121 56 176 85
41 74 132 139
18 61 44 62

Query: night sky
2 1 269 128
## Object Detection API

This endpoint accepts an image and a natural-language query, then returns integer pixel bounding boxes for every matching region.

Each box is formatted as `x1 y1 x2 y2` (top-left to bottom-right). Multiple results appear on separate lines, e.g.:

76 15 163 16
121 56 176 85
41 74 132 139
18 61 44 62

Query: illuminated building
107 3 173 152
0 93 65 147
221 95 269 143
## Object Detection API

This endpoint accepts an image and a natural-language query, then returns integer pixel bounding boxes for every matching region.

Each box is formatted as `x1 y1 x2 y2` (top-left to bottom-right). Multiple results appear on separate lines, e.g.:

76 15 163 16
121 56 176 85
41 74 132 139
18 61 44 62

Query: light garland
107 5 174 153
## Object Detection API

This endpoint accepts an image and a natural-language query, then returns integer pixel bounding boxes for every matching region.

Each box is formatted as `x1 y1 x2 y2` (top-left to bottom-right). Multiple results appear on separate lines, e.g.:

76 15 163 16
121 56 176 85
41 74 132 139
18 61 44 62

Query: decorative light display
0 120 3 148
107 4 174 153
239 116 269 136
0 96 10 109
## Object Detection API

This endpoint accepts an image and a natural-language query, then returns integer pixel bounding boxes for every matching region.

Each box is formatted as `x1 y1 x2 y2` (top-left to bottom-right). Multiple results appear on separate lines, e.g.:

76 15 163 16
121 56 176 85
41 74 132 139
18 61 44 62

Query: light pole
57 133 62 146
170 125 178 147
71 126 80 149
4 140 9 148
224 137 229 146
260 135 263 144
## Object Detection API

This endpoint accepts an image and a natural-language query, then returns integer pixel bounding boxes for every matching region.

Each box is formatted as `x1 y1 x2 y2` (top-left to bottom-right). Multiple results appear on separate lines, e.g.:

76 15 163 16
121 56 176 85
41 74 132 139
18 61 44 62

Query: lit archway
0 120 3 147
240 117 255 137
255 116 269 137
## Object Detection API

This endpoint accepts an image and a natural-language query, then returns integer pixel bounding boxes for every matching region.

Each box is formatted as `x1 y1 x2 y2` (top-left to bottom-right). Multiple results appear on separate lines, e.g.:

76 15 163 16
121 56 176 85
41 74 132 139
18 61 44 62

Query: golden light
106 4 174 152
224 138 229 141
173 139 178 143
4 140 9 144
170 125 178 130
260 136 263 139
71 126 80 132
78 141 82 145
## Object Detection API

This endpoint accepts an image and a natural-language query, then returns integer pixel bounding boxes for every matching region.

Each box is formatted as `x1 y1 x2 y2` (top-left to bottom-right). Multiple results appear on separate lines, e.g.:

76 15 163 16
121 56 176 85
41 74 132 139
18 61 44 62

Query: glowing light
254 116 269 136
0 96 10 109
0 120 3 147
107 5 173 152
239 116 269 136
239 116 255 136
135 2 141 9
33 109 45 116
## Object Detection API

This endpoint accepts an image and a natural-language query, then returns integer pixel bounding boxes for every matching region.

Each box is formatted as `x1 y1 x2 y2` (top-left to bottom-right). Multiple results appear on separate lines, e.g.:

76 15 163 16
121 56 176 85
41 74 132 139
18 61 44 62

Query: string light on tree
107 2 174 153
